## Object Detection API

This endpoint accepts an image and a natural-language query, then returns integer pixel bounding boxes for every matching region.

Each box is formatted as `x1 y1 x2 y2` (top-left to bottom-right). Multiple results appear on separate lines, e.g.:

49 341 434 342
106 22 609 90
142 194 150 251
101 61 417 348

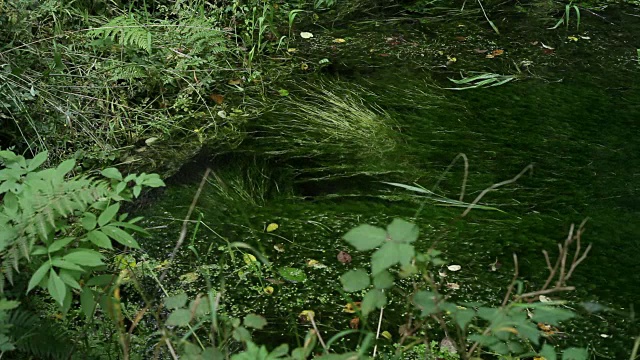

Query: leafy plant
339 218 591 359
549 2 581 31
0 149 164 335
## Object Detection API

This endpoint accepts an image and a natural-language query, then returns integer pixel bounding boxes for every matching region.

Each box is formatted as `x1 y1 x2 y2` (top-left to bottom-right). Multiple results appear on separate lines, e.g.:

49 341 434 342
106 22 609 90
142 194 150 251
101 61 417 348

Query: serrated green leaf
530 306 575 325
51 258 85 271
86 274 114 286
163 293 188 310
166 308 192 327
413 291 439 317
540 344 557 360
101 168 122 181
47 269 67 306
56 159 75 178
371 242 414 275
0 299 20 310
386 218 419 243
452 308 475 330
87 230 113 249
562 347 588 360
244 314 267 329
27 262 51 293
361 289 386 316
232 326 252 342
142 176 165 188
47 237 75 253
340 268 370 292
102 225 140 248
27 151 48 171
59 269 82 290
372 270 394 289
81 212 97 231
343 224 387 251
98 203 120 227
63 250 105 267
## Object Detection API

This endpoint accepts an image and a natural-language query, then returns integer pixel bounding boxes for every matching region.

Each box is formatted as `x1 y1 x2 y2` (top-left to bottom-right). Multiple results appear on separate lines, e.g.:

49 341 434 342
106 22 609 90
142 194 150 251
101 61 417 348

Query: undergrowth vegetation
1 0 637 358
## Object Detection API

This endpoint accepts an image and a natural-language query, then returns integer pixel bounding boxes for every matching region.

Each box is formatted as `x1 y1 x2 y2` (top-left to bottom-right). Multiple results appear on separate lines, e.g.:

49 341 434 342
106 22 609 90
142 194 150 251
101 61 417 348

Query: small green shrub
0 149 165 355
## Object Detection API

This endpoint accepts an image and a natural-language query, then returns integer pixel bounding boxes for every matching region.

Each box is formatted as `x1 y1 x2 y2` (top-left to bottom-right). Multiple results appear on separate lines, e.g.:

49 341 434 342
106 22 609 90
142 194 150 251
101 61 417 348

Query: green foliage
88 14 152 53
339 218 589 359
0 149 164 357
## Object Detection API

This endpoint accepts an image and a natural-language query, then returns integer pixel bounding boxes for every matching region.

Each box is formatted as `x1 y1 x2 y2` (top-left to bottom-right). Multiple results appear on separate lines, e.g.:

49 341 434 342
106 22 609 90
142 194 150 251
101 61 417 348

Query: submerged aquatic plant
248 81 401 178
445 72 516 90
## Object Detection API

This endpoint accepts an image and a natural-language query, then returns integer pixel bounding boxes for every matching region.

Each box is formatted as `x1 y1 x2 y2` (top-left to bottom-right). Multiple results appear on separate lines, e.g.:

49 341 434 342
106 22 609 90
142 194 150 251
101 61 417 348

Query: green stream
139 5 640 358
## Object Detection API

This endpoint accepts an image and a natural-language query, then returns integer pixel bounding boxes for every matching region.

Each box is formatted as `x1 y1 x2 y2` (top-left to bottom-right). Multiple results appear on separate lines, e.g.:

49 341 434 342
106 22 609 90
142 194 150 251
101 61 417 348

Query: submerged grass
246 81 404 180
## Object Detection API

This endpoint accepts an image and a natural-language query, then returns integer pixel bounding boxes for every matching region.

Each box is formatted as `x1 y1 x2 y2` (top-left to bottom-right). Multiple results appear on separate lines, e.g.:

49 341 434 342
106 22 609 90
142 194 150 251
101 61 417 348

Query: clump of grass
248 81 401 179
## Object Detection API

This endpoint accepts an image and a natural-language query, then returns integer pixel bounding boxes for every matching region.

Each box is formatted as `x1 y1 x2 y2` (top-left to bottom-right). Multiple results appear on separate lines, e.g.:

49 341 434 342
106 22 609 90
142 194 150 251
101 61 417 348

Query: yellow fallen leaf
568 36 579 42
381 331 392 340
299 310 315 322
266 223 279 232
243 253 257 264
343 302 361 313
287 48 297 53
264 286 274 295
333 38 346 43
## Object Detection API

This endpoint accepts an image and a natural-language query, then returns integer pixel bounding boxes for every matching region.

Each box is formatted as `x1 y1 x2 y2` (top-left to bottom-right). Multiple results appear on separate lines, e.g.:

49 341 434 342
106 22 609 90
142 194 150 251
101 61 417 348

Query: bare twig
309 313 328 353
159 168 211 282
461 164 533 217
501 254 519 307
372 305 385 358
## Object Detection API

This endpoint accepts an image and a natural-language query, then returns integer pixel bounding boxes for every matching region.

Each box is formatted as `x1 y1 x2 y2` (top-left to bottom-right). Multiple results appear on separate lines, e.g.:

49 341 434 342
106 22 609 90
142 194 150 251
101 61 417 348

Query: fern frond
108 63 148 82
9 309 75 359
89 15 152 53
178 17 227 56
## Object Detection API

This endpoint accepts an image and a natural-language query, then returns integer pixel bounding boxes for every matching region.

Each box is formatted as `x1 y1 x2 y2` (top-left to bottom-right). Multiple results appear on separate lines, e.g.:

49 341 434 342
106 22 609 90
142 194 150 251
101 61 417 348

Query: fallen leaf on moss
349 317 360 329
337 251 352 264
343 302 361 313
299 310 315 322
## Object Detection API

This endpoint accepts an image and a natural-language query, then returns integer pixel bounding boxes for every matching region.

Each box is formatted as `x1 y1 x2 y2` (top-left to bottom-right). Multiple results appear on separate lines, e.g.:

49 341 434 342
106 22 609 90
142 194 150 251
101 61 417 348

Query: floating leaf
266 223 279 232
209 94 224 104
307 259 327 269
348 318 359 330
337 251 352 264
447 264 462 272
299 310 315 322
279 267 307 282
